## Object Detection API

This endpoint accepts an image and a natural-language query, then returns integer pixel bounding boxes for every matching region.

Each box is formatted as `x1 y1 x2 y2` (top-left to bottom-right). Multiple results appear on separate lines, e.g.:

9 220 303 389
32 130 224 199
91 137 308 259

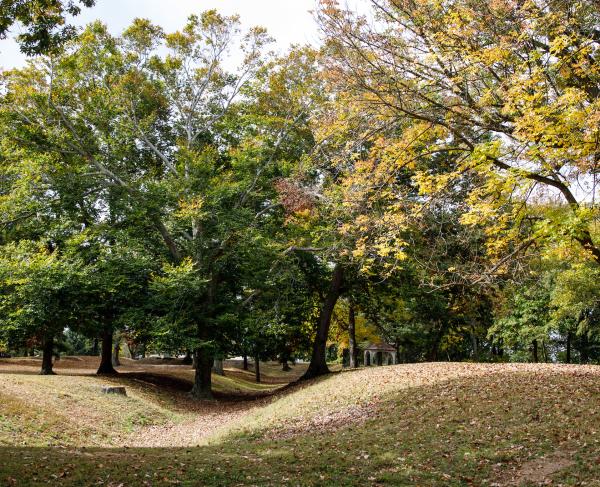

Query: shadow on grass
3 368 600 485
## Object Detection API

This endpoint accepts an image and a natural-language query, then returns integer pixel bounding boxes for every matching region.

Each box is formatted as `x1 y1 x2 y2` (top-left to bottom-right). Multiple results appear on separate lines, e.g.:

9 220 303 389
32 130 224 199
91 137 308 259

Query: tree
150 257 217 395
0 241 87 374
0 12 279 397
347 298 357 368
84 240 154 375
0 0 95 54
550 262 600 363
237 46 353 380
318 0 600 273
329 296 380 366
490 274 554 363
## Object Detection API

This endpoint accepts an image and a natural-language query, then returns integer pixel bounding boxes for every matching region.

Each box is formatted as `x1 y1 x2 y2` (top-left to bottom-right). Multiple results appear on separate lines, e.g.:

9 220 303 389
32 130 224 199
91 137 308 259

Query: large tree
1 13 327 397
318 0 600 272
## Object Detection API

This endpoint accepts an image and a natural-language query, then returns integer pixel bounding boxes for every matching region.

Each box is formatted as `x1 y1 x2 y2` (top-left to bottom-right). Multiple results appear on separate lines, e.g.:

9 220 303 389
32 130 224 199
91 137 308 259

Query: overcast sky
0 0 324 69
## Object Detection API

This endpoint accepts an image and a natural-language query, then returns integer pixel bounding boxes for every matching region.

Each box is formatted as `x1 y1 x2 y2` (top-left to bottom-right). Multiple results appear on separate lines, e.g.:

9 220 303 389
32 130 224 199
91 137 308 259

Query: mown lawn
2 363 600 485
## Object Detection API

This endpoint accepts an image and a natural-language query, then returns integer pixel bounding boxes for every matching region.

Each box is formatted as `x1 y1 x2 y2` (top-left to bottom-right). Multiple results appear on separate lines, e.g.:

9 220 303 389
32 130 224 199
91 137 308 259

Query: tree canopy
0 0 95 54
2 1 600 395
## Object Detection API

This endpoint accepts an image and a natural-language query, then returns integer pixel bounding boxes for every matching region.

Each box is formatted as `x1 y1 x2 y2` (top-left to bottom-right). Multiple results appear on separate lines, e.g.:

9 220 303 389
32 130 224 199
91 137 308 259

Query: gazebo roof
364 342 396 352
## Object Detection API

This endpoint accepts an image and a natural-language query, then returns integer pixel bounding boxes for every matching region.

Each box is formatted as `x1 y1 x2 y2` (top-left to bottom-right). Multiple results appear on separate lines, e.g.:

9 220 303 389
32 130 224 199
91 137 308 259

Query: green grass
2 362 600 485
212 373 279 393
0 374 180 446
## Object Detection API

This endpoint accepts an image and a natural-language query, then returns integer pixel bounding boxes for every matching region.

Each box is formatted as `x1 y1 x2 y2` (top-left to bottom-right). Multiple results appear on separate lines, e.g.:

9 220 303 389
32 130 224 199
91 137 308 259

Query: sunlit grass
3 362 600 485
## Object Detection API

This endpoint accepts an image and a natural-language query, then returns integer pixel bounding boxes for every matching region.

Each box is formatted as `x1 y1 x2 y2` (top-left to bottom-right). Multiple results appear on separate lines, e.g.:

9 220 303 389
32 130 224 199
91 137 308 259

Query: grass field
2 358 600 486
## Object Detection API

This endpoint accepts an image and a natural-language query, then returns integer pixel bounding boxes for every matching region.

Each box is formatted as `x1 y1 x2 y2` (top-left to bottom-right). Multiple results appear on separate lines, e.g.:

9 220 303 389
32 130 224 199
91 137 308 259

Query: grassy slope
0 374 178 447
0 357 296 448
2 362 600 485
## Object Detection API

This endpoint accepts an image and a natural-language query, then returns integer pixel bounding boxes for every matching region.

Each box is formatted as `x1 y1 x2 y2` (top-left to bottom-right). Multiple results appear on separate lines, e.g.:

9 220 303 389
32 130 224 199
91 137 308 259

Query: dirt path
124 372 311 447
129 399 265 447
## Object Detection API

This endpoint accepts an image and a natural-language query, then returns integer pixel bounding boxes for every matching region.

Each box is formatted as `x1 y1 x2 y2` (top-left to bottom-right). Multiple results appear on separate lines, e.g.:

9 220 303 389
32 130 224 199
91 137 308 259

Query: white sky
0 0 324 69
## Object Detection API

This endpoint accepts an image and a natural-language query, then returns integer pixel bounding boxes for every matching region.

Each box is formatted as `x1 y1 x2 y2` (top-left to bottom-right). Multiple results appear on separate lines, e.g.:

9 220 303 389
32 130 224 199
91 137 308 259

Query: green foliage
0 0 95 54
3 1 600 381
0 241 87 349
551 263 600 336
490 278 552 356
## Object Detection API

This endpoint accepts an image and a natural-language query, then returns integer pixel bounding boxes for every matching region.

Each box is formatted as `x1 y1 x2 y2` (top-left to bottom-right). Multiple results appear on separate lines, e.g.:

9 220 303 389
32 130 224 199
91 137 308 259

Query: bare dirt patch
495 450 575 486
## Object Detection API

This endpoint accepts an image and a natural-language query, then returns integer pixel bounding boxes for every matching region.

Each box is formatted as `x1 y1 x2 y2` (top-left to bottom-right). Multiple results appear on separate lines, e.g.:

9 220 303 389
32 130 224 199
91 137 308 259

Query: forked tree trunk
97 328 117 375
348 301 357 369
190 348 213 400
302 264 344 380
254 356 261 383
40 336 55 375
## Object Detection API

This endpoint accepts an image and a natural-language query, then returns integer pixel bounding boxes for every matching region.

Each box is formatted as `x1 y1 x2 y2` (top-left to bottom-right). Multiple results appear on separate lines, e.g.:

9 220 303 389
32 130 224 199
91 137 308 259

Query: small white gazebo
364 343 397 366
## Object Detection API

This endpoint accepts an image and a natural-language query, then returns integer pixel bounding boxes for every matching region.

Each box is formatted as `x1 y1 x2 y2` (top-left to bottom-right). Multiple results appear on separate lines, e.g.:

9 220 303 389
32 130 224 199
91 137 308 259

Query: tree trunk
212 358 224 376
470 323 479 361
302 264 344 380
428 321 444 361
280 350 292 371
92 338 99 356
182 350 193 365
190 348 213 400
532 339 539 363
348 301 357 368
190 272 218 397
97 328 117 375
254 356 261 383
40 336 55 375
242 354 248 371
112 338 120 367
566 332 571 364
581 334 590 364
541 340 548 362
